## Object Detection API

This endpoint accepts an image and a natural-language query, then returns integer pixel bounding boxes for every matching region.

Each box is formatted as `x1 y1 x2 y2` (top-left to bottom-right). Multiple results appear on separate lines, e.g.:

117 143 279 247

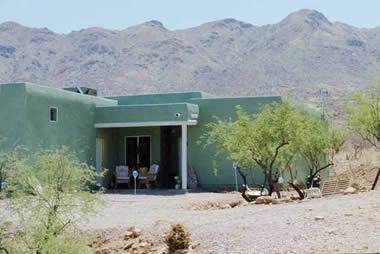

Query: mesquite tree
204 102 305 198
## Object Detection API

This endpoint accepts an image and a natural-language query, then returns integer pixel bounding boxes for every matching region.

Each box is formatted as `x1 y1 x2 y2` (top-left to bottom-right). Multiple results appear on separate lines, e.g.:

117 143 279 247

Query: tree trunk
235 167 252 202
267 170 281 199
288 182 305 200
0 247 9 254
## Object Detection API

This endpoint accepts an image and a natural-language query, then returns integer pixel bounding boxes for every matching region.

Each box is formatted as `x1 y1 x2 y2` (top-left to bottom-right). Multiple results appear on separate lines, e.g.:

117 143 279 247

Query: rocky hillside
0 9 379 116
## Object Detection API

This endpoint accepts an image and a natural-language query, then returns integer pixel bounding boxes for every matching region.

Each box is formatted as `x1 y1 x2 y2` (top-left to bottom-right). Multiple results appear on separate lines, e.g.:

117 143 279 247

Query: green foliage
203 102 341 191
204 103 304 171
296 117 345 181
0 147 105 254
347 74 380 149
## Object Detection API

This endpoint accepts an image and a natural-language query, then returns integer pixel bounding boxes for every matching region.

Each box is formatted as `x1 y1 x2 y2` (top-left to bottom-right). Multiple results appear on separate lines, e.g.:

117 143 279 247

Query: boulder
272 199 283 205
344 186 358 195
306 187 322 198
246 190 261 199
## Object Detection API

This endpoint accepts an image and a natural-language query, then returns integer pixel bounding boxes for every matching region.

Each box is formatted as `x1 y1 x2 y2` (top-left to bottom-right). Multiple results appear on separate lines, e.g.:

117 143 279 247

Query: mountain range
1 9 379 116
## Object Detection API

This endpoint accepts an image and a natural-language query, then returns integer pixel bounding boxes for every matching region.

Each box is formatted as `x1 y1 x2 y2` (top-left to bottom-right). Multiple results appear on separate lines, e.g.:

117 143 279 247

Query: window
50 107 58 122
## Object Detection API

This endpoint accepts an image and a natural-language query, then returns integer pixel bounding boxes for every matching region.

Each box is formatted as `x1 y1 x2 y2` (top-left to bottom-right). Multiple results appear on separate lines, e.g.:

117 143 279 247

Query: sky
0 0 380 34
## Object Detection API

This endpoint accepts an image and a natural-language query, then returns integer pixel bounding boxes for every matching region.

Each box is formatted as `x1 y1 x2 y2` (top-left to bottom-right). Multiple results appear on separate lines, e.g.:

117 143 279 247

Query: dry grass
166 224 191 253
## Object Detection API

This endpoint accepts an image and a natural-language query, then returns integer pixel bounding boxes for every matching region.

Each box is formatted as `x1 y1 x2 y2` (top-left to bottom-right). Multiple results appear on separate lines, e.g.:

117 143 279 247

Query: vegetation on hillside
347 74 380 150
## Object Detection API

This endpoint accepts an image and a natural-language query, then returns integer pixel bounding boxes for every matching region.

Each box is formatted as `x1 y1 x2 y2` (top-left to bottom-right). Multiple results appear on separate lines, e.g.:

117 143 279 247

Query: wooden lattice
321 178 350 196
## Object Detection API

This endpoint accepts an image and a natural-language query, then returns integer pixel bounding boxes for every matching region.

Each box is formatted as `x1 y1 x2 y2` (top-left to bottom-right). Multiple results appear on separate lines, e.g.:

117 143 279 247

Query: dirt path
82 190 380 254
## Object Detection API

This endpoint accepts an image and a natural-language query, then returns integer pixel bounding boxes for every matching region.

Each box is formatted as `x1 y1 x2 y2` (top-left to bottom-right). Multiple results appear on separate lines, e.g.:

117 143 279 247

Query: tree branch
269 141 289 170
311 163 333 179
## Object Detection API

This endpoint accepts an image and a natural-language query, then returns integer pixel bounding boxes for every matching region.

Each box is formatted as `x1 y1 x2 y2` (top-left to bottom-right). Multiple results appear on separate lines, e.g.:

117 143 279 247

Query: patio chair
115 165 129 189
138 164 159 188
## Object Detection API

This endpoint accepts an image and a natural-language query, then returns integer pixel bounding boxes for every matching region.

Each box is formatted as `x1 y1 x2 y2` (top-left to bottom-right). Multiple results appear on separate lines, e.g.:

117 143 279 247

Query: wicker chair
115 165 129 188
138 164 159 188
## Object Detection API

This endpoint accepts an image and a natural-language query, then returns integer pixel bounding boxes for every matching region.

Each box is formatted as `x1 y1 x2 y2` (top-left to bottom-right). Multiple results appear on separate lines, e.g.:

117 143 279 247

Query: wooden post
371 168 380 190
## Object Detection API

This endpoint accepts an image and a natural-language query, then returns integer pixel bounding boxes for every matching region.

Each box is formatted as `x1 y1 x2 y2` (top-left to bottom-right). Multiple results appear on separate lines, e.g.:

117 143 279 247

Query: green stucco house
0 82 290 190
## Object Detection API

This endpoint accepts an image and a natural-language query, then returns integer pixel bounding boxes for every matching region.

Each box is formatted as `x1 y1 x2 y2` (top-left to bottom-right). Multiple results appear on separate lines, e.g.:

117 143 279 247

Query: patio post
181 123 187 190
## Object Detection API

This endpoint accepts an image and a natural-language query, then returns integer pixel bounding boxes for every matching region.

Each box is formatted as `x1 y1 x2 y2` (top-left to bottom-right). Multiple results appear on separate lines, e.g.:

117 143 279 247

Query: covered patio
94 103 199 190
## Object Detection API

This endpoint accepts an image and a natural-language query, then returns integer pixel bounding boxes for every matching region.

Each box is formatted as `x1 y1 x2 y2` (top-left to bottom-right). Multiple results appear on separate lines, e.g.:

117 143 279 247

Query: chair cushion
116 166 129 178
139 167 149 175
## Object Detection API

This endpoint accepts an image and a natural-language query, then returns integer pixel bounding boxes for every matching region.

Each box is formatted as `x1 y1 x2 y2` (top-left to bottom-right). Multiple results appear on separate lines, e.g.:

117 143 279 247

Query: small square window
50 107 58 122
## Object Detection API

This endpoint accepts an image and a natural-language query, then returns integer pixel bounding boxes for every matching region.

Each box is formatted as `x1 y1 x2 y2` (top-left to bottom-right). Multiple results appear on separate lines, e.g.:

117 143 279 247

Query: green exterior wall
187 96 282 190
95 103 199 124
0 83 116 164
0 83 27 152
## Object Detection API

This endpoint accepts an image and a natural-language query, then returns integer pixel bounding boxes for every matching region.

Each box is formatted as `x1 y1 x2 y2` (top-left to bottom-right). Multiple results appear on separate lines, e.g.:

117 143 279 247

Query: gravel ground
81 190 380 254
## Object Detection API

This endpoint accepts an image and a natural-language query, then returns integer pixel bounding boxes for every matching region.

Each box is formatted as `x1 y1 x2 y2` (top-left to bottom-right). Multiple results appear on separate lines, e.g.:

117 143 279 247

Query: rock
315 216 324 221
237 201 249 207
281 197 292 203
221 204 232 209
306 187 322 198
174 250 189 254
351 182 361 189
344 186 358 195
138 242 149 248
134 229 142 237
124 240 135 250
246 190 261 199
255 196 274 204
272 199 283 204
327 228 336 234
124 231 133 239
359 186 368 192
96 247 112 254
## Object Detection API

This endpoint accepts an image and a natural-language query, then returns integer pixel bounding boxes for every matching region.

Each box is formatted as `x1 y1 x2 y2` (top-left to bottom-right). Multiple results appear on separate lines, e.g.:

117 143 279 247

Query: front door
126 136 151 170
96 138 104 186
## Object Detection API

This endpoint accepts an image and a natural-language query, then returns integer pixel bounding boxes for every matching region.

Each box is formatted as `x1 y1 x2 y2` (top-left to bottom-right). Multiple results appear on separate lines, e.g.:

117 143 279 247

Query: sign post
132 170 138 195
233 162 238 191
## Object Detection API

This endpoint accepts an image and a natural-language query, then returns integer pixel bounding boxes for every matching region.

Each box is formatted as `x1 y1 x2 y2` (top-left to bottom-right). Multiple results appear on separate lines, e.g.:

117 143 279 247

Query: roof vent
63 86 97 96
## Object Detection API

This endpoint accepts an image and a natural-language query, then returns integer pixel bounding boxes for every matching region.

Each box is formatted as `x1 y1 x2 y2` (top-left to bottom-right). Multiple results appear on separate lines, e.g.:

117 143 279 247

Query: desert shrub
0 147 105 254
166 223 191 253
